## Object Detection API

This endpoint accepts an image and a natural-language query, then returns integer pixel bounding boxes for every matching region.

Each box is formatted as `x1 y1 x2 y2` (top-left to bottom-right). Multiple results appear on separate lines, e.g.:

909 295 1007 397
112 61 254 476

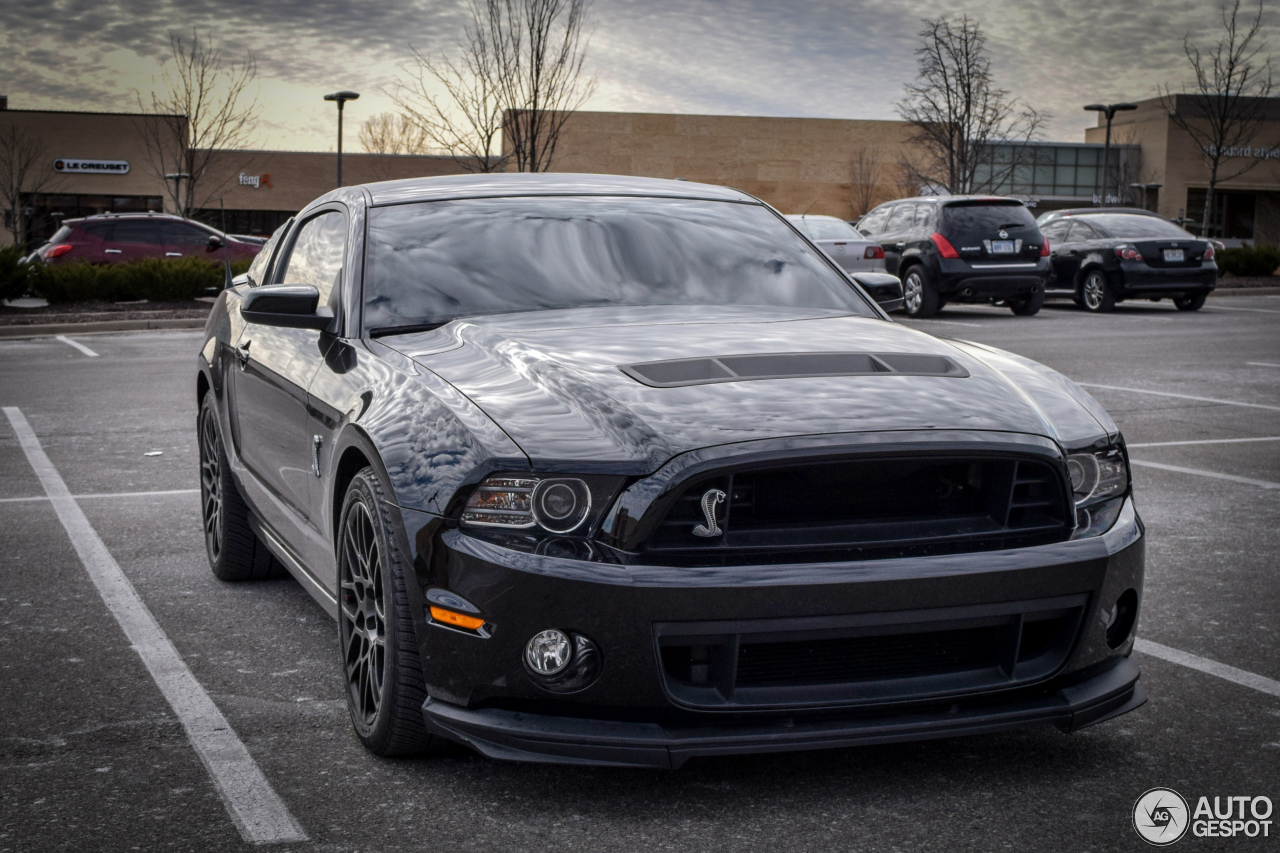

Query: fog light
525 629 572 675
1106 588 1139 649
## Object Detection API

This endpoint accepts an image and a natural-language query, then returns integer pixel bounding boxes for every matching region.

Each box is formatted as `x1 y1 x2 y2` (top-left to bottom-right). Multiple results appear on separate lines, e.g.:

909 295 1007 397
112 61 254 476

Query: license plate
1163 248 1184 262
991 240 1014 254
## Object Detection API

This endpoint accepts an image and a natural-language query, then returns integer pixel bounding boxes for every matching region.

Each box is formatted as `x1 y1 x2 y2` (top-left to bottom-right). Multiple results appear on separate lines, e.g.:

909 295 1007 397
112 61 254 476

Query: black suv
855 196 1050 317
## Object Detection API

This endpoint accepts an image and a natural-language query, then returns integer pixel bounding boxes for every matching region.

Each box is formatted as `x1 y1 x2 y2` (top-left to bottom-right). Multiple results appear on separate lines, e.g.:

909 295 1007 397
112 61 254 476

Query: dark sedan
197 174 1145 768
1039 213 1216 312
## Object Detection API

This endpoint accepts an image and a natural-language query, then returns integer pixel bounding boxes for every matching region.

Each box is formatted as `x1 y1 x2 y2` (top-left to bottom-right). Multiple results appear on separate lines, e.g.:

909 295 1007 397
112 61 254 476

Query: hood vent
622 351 968 388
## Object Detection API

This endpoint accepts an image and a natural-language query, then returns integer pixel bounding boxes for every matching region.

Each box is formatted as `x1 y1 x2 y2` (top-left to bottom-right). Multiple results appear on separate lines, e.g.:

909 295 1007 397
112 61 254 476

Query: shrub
0 245 38 301
33 257 251 303
1216 245 1280 277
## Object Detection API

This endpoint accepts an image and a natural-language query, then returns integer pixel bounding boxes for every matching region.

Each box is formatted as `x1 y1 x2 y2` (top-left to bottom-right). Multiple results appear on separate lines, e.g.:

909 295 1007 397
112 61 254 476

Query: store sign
1202 145 1280 160
239 172 273 189
54 158 130 174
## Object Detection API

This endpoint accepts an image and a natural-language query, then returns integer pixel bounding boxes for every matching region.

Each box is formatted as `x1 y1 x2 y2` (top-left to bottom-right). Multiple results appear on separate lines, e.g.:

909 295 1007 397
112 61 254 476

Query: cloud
1 0 1275 150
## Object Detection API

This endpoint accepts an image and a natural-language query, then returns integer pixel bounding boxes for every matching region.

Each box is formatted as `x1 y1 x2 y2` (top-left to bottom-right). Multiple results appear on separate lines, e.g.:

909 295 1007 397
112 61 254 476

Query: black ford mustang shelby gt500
196 174 1145 768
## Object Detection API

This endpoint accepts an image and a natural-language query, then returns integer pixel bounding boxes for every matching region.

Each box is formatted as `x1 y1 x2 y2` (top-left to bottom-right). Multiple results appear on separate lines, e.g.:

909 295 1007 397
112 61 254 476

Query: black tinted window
159 221 213 247
1041 220 1070 241
1077 215 1190 239
942 202 1036 234
364 196 875 333
279 211 346 306
111 222 163 244
77 222 112 239
884 204 915 232
1066 221 1097 241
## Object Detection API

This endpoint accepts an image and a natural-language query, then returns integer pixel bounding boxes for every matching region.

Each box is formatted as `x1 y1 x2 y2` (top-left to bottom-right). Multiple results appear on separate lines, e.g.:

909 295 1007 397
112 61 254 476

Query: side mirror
241 284 333 330
850 272 905 313
207 234 224 252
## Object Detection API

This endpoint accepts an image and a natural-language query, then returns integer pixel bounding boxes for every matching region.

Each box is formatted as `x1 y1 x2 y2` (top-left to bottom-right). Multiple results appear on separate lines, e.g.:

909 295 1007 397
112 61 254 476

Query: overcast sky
1 0 1275 152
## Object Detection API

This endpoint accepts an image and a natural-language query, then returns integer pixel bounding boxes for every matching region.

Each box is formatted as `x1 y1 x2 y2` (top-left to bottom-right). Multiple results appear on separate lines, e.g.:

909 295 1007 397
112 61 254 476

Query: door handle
234 341 250 369
165 252 182 257
892 243 906 251
104 249 122 254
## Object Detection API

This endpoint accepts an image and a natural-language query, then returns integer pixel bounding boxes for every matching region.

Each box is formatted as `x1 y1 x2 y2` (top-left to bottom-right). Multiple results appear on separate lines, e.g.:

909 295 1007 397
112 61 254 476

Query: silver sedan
786 214 887 274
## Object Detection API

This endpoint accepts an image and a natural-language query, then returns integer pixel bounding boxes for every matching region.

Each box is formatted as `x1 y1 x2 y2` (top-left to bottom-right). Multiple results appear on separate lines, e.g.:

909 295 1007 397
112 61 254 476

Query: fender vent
622 351 968 387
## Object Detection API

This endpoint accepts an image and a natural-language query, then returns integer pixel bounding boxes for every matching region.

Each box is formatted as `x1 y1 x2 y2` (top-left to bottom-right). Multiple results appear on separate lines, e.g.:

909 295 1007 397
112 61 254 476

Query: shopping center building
3 93 1277 248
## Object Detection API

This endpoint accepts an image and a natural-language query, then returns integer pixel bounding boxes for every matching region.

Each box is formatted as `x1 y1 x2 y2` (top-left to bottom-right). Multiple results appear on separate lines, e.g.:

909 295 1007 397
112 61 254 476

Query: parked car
1036 207 1166 227
28 212 262 267
1038 212 1216 312
855 196 1050 317
783 215 900 310
198 173 1144 766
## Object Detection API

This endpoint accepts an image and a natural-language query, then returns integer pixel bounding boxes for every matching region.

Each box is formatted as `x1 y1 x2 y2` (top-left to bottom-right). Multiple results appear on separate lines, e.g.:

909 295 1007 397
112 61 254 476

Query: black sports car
197 174 1145 768
1039 212 1217 312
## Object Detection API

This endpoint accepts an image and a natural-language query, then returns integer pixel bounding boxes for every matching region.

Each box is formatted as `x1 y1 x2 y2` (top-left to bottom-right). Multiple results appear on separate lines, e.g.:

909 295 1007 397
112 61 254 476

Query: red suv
31 213 263 266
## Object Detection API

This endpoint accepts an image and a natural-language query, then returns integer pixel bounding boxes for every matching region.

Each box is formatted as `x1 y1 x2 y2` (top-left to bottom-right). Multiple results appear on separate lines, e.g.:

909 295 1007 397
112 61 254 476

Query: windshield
793 217 860 240
363 196 876 333
1079 215 1191 239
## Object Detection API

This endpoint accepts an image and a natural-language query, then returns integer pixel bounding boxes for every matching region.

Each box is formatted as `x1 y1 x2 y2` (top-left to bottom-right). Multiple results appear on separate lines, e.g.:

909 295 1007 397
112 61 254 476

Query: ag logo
1134 788 1190 846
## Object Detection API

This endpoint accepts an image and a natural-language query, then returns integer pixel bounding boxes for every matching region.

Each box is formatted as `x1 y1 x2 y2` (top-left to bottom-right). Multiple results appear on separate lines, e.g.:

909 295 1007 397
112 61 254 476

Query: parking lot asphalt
1 295 1278 852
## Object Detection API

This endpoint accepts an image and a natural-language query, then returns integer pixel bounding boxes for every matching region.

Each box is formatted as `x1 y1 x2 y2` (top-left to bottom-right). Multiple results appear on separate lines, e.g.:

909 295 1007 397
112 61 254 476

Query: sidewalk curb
1212 286 1280 296
0 317 207 339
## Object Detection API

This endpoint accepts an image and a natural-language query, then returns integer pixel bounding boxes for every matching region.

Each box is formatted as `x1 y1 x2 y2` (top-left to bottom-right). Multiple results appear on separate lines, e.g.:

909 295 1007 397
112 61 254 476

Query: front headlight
460 474 624 537
1066 448 1129 538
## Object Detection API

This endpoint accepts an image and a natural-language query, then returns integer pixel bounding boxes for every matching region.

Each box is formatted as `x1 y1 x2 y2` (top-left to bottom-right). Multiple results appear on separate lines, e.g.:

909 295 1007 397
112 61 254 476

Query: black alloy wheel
1174 292 1208 311
198 391 281 581
337 467 438 756
1079 269 1116 313
902 266 940 318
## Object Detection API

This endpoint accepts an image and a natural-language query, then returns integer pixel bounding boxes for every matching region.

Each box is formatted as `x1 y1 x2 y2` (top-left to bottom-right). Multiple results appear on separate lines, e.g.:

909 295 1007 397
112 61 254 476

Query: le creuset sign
54 158 130 174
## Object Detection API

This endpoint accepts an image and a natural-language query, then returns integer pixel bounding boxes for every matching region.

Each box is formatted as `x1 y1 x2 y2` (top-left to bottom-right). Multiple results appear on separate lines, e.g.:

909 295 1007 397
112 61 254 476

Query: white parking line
1 407 307 845
1078 383 1280 413
1136 639 1280 700
1129 459 1280 489
55 335 99 357
1246 362 1280 368
0 488 200 504
1127 436 1280 448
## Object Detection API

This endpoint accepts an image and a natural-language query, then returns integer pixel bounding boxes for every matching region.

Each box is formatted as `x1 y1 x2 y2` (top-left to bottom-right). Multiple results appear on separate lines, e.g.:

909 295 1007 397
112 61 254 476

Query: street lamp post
323 91 360 188
164 172 191 217
1084 103 1137 206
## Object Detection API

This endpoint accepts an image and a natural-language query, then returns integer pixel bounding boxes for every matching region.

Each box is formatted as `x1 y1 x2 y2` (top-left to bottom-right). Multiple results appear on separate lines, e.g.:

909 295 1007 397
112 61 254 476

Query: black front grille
735 625 1001 687
656 597 1087 709
645 455 1070 563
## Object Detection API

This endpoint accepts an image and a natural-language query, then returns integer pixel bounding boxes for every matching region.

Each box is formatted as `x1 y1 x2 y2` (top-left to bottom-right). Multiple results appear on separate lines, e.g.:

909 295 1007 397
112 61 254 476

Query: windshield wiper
368 322 449 338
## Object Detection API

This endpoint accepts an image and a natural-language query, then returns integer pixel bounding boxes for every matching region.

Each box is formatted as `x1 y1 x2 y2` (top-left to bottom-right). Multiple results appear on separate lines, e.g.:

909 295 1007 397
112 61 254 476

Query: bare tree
136 30 259 216
0 122 62 247
358 112 433 155
394 0 595 173
1159 0 1274 237
896 15 1046 195
848 144 882 217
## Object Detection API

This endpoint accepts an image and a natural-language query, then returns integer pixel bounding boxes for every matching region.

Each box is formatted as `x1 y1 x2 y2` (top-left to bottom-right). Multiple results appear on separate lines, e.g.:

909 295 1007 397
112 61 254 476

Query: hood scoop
621 351 969 388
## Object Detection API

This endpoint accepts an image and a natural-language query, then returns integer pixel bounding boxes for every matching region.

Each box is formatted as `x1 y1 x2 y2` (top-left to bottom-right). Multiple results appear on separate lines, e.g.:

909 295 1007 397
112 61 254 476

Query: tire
1008 286 1045 316
1078 269 1116 313
337 467 441 757
198 391 283 581
1174 292 1207 311
901 266 941 318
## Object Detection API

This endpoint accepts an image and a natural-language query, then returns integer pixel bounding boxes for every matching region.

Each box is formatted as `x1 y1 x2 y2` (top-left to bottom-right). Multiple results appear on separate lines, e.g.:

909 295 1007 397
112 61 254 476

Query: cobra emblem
692 488 726 537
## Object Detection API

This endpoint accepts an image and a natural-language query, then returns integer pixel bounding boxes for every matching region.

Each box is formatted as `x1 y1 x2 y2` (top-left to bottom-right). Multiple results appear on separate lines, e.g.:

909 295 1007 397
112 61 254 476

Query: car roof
872 195 1025 208
357 173 759 207
1039 207 1163 221
65 212 208 227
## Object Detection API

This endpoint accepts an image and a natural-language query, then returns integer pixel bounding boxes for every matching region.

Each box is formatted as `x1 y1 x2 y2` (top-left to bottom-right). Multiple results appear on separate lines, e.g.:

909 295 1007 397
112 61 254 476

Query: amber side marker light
430 606 486 631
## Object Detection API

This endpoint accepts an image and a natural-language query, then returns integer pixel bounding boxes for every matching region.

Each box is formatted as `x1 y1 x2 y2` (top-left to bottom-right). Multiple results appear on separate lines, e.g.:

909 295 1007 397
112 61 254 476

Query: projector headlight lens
461 474 611 536
1066 450 1128 506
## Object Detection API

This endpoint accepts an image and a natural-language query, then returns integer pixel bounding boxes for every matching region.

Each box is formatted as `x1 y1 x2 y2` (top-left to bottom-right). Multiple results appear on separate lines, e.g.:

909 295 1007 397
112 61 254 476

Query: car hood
384 305 1111 470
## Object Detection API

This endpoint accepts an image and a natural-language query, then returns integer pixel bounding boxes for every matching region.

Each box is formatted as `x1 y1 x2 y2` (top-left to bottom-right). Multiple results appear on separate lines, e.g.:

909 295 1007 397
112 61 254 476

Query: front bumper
424 656 1144 768
407 496 1145 767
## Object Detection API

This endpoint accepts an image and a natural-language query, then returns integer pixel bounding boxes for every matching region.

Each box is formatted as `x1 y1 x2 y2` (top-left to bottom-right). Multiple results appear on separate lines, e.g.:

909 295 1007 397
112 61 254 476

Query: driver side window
277 210 347 310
